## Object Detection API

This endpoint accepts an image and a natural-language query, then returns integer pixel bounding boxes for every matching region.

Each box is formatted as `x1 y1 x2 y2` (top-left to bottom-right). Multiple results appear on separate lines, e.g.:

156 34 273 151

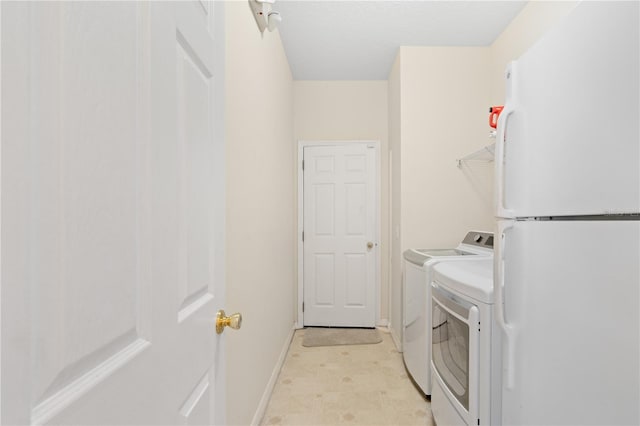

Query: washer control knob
474 234 482 243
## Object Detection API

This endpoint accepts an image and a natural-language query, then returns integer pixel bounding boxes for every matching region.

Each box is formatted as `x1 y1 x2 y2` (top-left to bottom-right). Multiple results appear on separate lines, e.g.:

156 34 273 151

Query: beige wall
400 47 494 251
293 81 389 324
225 2 294 425
386 47 494 345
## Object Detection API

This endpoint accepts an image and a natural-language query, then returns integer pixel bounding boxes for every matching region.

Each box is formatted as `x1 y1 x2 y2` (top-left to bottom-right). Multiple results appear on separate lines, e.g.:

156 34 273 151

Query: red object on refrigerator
489 105 504 129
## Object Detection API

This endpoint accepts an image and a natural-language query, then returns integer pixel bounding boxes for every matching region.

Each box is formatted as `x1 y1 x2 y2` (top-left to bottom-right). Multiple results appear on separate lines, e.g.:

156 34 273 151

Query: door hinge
302 159 305 170
302 231 304 242
302 302 305 312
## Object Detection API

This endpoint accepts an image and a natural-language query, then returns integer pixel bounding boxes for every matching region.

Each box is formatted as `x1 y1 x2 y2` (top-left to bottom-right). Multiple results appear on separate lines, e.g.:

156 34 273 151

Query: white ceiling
275 1 528 80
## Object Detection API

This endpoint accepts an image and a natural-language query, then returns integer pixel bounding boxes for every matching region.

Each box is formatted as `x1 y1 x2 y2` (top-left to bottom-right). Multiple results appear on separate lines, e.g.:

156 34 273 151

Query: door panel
176 12 214 321
314 254 335 305
178 372 211 426
313 184 335 235
303 143 376 327
1 2 225 424
345 183 366 235
345 254 367 306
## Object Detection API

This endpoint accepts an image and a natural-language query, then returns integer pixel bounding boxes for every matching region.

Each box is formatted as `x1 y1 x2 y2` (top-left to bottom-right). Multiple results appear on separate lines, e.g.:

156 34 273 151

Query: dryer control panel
461 231 494 249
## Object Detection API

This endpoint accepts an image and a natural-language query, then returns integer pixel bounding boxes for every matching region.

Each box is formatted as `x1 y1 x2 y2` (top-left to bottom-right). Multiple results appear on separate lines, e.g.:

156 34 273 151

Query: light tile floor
261 328 434 426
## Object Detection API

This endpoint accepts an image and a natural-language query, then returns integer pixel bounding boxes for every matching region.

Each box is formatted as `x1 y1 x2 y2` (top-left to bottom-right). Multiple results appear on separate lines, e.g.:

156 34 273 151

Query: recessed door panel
179 372 211 426
25 3 148 418
345 254 367 306
313 184 335 236
313 254 335 305
345 183 366 236
314 156 335 174
176 31 214 320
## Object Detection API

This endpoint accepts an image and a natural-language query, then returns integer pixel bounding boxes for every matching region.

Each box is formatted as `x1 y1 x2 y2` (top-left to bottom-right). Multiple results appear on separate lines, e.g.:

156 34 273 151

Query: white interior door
1 2 226 424
302 143 377 328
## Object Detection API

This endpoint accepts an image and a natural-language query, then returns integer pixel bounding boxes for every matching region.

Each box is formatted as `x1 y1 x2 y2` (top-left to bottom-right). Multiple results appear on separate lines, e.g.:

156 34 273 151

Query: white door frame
296 140 381 328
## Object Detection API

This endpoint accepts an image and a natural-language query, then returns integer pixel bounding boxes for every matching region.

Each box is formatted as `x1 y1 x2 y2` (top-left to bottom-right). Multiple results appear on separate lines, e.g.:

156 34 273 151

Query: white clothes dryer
430 258 499 426
402 231 493 396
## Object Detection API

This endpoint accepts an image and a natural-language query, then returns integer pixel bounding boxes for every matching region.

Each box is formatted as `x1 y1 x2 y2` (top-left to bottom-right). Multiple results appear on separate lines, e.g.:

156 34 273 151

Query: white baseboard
251 324 296 426
389 322 403 353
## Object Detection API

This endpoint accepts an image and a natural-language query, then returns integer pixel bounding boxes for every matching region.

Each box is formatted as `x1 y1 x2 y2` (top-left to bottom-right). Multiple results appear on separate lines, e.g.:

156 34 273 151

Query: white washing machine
430 257 499 426
402 231 493 396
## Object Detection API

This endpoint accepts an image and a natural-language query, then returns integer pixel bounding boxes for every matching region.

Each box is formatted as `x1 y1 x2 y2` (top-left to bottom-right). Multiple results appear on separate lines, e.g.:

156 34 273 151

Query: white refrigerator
493 2 639 425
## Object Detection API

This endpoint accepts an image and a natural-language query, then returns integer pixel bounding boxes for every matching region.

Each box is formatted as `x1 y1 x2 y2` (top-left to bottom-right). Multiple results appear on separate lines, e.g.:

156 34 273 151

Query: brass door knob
216 310 242 334
367 241 374 250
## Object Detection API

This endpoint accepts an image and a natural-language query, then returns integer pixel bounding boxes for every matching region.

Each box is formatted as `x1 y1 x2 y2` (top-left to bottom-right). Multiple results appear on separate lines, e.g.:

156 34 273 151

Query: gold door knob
216 310 242 334
367 241 374 250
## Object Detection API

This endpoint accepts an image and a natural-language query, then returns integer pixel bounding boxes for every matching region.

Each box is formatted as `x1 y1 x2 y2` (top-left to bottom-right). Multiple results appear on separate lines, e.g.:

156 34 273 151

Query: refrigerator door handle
495 63 516 219
494 220 516 389
495 106 515 218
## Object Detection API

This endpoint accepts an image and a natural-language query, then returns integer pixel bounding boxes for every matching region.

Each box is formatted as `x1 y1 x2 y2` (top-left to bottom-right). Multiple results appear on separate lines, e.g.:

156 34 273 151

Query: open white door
302 142 378 328
1 2 227 424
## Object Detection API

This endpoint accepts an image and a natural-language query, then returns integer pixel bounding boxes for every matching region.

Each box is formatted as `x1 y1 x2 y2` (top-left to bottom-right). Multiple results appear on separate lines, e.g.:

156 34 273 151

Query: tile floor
261 328 434 426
